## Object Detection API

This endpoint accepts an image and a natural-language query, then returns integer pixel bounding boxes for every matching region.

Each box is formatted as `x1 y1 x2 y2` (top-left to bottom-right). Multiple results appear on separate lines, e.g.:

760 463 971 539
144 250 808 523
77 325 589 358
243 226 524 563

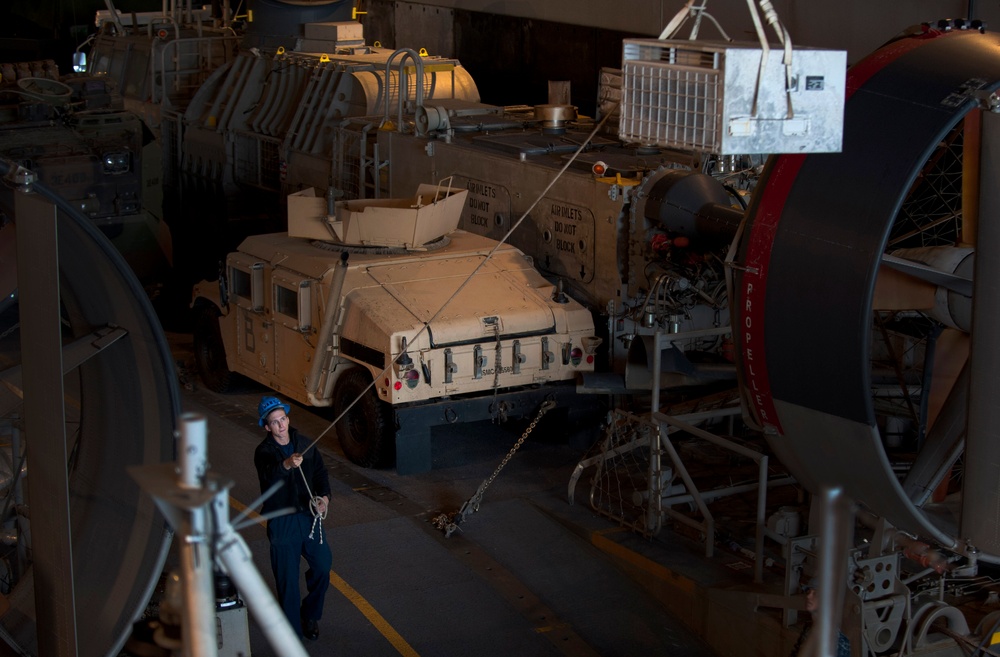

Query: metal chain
477 399 554 502
0 323 19 341
490 324 502 422
433 399 556 537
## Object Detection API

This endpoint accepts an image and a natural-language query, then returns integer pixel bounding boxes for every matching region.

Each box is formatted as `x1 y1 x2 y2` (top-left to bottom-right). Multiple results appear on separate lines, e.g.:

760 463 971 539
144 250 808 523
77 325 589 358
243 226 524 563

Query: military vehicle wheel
333 367 395 468
193 306 232 392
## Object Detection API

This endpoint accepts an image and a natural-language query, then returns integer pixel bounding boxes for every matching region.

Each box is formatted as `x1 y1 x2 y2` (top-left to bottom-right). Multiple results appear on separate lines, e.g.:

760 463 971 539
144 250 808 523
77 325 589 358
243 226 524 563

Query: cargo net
586 410 663 537
576 397 794 556
234 132 281 191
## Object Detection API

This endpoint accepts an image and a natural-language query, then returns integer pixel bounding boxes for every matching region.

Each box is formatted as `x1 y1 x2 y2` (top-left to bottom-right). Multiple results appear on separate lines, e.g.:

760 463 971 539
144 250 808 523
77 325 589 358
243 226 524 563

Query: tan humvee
191 186 599 473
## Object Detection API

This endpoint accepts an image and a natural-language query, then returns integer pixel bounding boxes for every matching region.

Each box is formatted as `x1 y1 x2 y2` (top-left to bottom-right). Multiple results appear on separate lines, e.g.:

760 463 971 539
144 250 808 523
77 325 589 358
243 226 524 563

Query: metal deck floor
151 333 808 657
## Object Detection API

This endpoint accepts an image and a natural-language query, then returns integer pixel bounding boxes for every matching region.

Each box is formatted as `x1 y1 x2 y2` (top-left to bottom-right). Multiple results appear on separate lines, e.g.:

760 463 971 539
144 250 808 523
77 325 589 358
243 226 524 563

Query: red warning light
393 381 403 391
404 369 420 389
592 161 607 176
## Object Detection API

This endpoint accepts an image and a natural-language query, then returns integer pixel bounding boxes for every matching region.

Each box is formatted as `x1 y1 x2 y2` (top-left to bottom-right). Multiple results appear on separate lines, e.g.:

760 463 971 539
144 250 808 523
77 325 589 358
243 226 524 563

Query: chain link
476 399 554 502
0 323 19 342
490 324 502 422
433 399 557 537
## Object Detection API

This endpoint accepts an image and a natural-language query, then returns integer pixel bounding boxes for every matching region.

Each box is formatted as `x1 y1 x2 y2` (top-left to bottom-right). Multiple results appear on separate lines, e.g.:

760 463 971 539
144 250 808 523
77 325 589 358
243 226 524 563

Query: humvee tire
333 366 396 468
193 305 233 393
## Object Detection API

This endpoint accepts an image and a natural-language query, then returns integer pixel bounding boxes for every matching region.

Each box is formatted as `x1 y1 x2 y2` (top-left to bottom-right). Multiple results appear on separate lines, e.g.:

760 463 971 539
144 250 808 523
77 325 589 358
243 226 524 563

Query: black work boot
302 618 319 641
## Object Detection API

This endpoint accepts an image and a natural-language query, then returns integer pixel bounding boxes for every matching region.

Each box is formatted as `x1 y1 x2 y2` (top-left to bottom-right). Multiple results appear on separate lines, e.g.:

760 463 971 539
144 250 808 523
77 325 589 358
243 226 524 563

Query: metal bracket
511 340 526 374
443 348 457 384
5 164 37 194
473 344 485 379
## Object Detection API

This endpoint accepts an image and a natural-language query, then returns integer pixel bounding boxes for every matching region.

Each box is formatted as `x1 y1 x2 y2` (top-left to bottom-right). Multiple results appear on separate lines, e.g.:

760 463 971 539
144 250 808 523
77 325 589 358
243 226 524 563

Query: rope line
297 103 621 459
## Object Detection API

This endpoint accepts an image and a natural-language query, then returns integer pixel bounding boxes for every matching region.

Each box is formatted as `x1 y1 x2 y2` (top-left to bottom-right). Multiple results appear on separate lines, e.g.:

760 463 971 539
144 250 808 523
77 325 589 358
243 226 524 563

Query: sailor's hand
283 453 303 470
314 496 329 515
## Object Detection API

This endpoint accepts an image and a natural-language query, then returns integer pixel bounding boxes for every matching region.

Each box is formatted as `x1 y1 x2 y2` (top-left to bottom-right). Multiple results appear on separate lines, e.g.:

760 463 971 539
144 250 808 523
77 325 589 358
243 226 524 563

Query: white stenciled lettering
554 220 577 236
468 197 491 212
467 181 496 198
550 203 583 222
556 239 576 253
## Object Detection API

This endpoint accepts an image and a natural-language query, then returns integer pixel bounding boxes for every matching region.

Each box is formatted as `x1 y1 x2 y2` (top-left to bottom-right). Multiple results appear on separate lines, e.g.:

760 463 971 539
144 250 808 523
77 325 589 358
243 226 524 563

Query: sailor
253 395 332 641
793 578 851 657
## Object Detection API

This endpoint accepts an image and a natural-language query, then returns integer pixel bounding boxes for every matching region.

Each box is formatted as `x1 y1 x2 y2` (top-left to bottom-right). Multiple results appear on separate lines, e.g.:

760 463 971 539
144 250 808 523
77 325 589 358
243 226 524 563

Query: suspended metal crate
619 38 846 155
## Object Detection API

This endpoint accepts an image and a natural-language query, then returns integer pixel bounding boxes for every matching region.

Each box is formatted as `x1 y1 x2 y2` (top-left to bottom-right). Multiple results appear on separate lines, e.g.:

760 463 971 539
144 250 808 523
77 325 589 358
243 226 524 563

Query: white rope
747 0 795 118
745 0 795 119
297 103 621 459
296 464 327 544
659 0 732 41
659 0 699 40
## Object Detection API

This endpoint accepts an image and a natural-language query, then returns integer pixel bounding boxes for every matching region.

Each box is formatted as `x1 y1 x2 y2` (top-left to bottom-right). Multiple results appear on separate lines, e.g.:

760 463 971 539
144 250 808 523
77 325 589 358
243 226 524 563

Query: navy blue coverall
254 427 333 636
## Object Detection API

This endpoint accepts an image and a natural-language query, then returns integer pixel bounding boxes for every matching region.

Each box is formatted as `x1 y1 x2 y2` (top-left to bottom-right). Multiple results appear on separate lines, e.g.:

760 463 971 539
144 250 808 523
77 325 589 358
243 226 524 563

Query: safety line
228 496 421 657
298 103 620 458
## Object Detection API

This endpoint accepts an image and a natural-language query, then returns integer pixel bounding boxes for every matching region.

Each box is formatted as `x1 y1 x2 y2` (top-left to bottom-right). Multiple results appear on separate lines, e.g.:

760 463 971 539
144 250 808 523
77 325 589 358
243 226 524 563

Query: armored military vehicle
191 184 599 473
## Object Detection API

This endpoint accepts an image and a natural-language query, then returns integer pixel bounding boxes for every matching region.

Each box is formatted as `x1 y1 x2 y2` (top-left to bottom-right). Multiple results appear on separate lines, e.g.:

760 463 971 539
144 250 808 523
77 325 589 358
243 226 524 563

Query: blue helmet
258 396 290 427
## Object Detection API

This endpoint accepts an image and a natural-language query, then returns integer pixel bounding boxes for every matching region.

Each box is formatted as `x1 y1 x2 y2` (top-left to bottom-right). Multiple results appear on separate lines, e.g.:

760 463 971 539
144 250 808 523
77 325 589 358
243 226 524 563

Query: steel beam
15 190 78 655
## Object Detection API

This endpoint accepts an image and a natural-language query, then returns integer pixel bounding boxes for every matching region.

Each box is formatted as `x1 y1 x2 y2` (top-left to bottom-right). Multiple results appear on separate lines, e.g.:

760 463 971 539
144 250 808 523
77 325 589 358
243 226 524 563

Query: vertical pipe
307 252 350 405
812 487 850 657
754 454 767 583
179 412 207 488
180 509 217 657
178 414 216 657
372 139 380 199
213 493 309 657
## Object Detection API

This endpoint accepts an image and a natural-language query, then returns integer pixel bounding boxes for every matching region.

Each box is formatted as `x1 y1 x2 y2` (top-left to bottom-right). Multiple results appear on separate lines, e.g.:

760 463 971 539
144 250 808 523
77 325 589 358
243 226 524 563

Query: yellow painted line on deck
229 496 421 657
589 529 697 595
